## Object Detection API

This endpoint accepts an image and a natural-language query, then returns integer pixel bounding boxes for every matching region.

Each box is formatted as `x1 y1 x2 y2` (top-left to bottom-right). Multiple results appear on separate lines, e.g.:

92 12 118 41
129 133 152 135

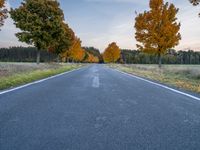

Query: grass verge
0 63 84 90
108 64 200 94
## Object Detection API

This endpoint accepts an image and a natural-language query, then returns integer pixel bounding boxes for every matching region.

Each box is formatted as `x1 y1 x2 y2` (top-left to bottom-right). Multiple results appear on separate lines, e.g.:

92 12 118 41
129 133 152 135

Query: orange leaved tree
84 52 99 63
68 37 86 62
103 42 120 63
134 0 181 68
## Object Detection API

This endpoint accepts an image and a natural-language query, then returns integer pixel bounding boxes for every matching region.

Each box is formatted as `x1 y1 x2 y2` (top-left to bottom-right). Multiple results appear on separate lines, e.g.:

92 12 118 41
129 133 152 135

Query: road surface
1 65 200 150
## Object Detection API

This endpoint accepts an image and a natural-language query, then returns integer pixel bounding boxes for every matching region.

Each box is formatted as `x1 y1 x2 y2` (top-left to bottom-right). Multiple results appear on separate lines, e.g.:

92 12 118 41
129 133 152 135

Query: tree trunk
36 49 41 65
57 55 60 63
158 53 162 68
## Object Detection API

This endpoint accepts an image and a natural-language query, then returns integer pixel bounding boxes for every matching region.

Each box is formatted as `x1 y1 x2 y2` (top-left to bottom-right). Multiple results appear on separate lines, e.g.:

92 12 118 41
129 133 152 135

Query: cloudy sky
0 0 200 52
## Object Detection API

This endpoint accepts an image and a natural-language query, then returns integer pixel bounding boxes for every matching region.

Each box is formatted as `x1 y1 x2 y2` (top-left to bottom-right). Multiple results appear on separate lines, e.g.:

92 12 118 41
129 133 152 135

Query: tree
0 0 8 30
10 0 65 64
48 23 75 62
134 0 181 68
103 42 120 63
62 37 86 62
189 0 200 17
84 52 99 63
83 47 102 63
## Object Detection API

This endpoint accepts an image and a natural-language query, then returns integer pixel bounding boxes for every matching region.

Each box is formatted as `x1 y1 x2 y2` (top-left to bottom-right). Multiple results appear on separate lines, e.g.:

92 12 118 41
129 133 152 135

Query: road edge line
113 69 200 101
0 66 86 95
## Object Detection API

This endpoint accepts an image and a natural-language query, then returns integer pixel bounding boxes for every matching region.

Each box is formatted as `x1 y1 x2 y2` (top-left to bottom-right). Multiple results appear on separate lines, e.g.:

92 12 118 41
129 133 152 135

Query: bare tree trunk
36 49 41 65
158 53 162 69
57 55 60 63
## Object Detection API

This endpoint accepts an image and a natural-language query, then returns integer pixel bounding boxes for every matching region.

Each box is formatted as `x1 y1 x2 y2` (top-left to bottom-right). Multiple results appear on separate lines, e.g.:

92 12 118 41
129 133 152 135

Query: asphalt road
1 65 200 150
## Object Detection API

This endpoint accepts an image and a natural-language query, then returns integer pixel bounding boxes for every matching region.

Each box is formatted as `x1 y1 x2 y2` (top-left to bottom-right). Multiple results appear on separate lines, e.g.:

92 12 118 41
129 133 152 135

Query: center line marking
92 76 100 88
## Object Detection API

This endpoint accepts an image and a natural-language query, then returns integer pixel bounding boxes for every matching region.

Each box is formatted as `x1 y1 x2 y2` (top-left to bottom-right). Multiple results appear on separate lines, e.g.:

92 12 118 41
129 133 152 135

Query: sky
0 0 200 52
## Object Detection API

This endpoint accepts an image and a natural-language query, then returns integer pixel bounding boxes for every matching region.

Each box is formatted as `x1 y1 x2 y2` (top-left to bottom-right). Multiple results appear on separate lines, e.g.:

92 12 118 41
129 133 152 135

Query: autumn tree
10 0 65 64
0 0 8 30
134 0 181 68
189 0 200 16
103 42 120 63
83 47 102 63
48 23 75 62
84 52 99 63
62 37 86 62
61 38 100 63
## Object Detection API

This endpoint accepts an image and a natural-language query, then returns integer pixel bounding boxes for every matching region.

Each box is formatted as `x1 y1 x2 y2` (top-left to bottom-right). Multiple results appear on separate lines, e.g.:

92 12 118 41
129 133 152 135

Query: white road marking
92 76 100 88
0 66 85 96
92 68 98 73
114 69 200 101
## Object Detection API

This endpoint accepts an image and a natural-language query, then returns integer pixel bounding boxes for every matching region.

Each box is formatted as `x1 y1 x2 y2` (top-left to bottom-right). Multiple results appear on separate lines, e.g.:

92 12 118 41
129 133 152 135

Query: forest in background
0 0 199 66
1 46 200 64
0 47 101 63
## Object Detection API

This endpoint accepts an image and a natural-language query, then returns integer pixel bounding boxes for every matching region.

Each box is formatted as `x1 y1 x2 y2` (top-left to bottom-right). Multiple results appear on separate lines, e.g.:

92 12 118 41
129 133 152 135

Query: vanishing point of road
1 65 200 150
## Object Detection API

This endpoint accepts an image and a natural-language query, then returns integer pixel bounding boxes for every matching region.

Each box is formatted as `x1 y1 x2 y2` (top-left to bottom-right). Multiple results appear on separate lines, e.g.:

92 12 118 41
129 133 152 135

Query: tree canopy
48 23 75 59
103 42 121 63
61 38 100 63
61 37 85 62
10 0 66 64
135 0 181 68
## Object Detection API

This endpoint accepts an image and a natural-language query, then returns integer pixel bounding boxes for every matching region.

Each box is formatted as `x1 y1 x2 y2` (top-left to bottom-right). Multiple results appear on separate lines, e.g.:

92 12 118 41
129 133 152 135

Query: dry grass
108 64 200 94
0 63 84 90
0 63 63 77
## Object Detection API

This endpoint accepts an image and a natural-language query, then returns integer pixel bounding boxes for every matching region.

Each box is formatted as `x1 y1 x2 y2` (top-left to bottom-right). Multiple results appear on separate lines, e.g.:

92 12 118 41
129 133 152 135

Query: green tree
10 0 65 64
134 0 181 68
0 0 8 30
48 23 75 62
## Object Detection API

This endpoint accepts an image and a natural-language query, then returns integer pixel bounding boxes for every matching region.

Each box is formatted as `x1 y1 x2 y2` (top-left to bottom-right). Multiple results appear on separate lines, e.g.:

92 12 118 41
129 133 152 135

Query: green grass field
108 64 200 94
0 63 84 90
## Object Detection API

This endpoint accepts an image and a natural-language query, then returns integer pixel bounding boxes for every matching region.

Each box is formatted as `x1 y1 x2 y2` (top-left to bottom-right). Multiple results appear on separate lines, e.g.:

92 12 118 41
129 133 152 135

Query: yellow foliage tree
103 42 121 63
62 37 85 62
84 52 99 63
135 0 181 68
60 28 75 62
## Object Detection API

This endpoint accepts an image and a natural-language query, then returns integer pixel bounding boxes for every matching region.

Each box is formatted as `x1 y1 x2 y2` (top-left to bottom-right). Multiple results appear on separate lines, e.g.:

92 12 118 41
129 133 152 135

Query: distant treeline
0 46 102 63
121 49 200 64
1 47 200 64
0 47 57 62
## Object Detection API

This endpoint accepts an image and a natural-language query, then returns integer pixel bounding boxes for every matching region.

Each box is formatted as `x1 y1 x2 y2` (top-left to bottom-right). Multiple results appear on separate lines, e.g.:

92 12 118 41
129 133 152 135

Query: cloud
80 12 136 51
173 0 200 50
85 0 141 2
0 0 200 52
84 0 147 5
82 0 200 51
